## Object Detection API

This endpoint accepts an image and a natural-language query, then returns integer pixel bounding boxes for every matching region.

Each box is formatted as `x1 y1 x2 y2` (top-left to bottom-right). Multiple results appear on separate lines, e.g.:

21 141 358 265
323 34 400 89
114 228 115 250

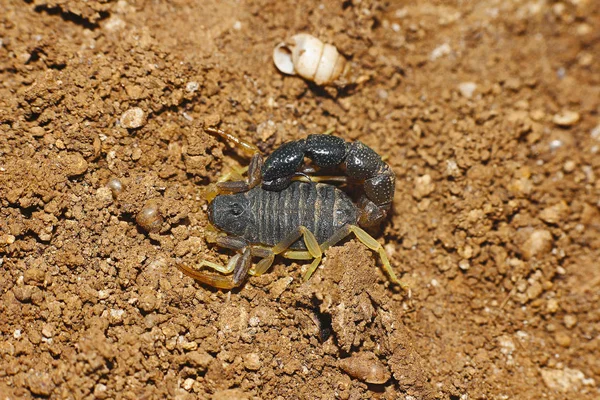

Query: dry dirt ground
1 0 600 399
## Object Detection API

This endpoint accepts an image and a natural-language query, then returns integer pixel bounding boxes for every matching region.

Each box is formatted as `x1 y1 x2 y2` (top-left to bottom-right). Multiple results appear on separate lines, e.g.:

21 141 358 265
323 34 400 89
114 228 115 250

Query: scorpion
177 127 405 290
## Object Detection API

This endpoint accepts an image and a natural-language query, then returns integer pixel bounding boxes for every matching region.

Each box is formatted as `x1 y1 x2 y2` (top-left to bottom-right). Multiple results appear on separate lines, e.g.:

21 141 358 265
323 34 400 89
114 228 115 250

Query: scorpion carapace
177 127 405 290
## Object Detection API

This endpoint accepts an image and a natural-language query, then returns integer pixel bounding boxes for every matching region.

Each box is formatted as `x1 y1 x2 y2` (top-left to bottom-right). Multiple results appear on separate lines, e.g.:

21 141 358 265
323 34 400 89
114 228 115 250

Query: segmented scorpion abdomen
208 182 358 250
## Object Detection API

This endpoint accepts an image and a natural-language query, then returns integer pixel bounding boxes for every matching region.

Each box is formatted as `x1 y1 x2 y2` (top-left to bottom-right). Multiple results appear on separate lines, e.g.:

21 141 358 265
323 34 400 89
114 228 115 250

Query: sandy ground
1 0 599 398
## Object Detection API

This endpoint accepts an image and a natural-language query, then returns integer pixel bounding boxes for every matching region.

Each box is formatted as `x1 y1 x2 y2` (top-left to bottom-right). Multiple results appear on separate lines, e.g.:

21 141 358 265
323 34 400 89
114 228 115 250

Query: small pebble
338 352 391 384
182 378 195 391
563 315 577 329
109 309 125 325
413 174 435 199
577 49 593 66
509 169 533 197
182 341 198 351
541 367 595 392
136 200 163 233
521 229 553 260
24 267 45 285
107 178 123 196
243 353 261 371
0 234 15 245
430 43 451 60
13 285 33 302
459 245 474 259
38 229 52 242
26 371 55 396
138 291 158 313
248 316 260 327
458 82 477 98
30 126 45 137
546 298 559 313
526 282 543 300
539 202 569 225
549 139 563 151
41 324 54 338
555 331 572 348
63 153 88 177
269 277 293 299
93 384 108 400
120 107 146 129
186 81 199 93
445 159 461 177
96 187 113 206
184 350 213 371
204 114 221 127
591 124 600 140
552 110 580 127
530 109 545 121
563 160 576 173
98 290 110 300
458 260 470 271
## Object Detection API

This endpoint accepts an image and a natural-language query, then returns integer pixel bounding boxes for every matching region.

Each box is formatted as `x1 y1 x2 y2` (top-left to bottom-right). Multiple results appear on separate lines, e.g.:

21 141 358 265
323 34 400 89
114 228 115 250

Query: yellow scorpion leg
205 126 260 157
318 225 408 290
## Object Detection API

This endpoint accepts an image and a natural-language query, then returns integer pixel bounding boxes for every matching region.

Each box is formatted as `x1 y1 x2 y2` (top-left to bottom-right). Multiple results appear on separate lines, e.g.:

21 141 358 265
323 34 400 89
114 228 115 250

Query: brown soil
1 0 599 399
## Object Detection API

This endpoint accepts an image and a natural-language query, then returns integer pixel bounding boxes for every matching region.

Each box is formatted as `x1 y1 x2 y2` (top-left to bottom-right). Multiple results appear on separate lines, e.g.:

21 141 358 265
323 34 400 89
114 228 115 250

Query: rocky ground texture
1 0 599 399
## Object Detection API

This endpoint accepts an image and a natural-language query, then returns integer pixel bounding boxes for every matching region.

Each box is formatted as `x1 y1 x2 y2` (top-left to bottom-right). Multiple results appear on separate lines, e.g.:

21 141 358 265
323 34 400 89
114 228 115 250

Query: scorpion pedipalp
262 134 395 225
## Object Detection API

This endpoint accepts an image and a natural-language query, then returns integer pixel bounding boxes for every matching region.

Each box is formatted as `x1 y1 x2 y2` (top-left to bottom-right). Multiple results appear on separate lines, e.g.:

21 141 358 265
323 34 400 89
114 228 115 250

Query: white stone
182 378 195 391
186 81 199 93
458 82 477 98
591 124 600 140
552 110 580 127
549 139 563 150
541 367 595 392
430 43 451 60
120 107 146 129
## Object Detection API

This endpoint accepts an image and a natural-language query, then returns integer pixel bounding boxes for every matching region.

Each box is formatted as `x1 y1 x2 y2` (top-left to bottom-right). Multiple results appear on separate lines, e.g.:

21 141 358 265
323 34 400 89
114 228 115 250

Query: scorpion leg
205 126 260 157
177 253 243 289
268 226 323 281
247 246 275 277
216 153 264 194
203 127 265 199
178 247 253 289
281 250 313 260
250 254 275 276
177 236 254 289
318 224 408 290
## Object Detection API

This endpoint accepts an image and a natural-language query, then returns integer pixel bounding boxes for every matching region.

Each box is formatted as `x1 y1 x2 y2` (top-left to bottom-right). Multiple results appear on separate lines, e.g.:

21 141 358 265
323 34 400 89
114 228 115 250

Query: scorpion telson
177 127 405 290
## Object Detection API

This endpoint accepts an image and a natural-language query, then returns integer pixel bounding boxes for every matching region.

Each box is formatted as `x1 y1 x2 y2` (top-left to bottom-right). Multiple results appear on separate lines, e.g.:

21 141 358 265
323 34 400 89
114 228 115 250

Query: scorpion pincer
177 127 405 290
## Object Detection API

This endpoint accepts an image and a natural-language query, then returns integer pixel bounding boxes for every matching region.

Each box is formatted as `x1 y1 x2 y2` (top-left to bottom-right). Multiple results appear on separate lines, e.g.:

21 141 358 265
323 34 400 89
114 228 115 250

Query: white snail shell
273 33 348 85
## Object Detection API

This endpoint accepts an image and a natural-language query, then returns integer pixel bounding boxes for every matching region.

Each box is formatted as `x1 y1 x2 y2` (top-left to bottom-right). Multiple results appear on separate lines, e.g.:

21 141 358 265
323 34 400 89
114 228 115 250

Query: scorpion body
209 181 358 250
177 127 405 290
